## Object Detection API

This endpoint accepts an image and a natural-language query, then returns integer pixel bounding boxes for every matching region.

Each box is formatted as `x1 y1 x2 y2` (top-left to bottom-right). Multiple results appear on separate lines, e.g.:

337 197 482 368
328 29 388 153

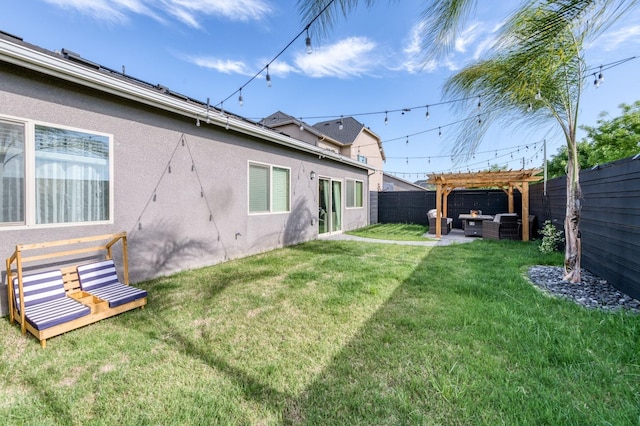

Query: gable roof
0 31 373 172
312 116 363 145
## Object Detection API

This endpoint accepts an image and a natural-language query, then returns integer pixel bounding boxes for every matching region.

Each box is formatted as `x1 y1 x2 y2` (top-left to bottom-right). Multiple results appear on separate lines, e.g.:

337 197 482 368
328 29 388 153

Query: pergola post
508 185 514 213
435 182 443 238
522 182 530 241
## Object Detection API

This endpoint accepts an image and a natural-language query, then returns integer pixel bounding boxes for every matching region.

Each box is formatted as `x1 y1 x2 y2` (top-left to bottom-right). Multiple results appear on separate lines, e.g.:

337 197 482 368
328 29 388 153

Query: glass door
318 178 342 234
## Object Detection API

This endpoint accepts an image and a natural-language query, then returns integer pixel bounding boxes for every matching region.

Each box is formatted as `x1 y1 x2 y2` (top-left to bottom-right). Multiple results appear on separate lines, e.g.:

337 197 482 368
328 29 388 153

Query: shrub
539 220 565 253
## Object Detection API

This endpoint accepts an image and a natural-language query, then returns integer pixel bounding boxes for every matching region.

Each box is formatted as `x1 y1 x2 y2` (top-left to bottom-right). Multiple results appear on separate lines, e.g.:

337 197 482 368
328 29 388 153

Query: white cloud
43 0 159 24
599 24 640 52
294 37 378 78
454 22 481 53
42 0 272 28
266 60 298 77
399 19 502 73
186 56 254 75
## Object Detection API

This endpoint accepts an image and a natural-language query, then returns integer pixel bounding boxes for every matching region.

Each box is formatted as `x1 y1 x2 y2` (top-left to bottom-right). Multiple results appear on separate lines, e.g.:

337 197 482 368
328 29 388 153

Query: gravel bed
527 266 640 313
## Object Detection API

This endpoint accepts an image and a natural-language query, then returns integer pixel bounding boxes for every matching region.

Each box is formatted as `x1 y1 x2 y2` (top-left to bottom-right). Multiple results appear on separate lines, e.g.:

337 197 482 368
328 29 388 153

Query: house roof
0 30 373 172
312 116 363 145
383 173 428 191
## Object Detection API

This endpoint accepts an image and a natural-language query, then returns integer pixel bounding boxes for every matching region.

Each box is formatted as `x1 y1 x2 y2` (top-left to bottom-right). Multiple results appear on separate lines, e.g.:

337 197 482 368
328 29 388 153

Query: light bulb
384 111 388 126
266 65 272 87
238 89 243 106
535 89 542 101
425 106 430 120
305 29 312 54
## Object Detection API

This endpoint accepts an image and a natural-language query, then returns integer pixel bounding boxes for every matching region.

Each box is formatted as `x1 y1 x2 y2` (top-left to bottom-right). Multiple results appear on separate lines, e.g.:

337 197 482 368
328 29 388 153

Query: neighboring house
383 173 428 191
413 179 435 190
261 112 385 191
0 31 372 316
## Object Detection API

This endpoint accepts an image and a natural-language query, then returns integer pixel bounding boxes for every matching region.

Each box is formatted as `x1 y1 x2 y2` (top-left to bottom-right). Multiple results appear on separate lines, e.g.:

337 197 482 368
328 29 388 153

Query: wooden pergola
427 169 542 240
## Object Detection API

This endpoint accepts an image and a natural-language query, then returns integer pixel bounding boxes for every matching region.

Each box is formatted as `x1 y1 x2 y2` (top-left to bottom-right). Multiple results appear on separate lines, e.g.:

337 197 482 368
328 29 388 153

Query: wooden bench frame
5 232 146 348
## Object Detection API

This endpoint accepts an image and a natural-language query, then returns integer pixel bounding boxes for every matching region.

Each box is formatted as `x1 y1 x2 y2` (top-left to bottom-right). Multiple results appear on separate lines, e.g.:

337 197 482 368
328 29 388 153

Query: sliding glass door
318 178 342 234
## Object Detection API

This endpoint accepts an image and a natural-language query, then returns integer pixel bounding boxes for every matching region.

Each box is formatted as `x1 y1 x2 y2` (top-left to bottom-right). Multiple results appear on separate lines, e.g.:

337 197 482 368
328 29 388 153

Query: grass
346 223 431 241
1 230 639 425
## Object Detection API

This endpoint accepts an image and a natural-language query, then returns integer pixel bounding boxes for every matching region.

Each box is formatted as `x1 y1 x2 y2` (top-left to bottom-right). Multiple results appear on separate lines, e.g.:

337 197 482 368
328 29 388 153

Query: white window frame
247 161 291 215
346 179 364 209
0 114 114 230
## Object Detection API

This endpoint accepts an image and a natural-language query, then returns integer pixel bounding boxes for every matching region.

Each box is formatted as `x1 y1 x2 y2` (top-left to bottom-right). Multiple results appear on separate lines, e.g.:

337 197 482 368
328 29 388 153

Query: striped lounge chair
14 270 91 331
77 260 147 308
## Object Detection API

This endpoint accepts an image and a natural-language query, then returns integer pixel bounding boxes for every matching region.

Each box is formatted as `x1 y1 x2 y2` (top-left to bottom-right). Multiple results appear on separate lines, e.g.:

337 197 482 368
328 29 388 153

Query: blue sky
2 0 639 180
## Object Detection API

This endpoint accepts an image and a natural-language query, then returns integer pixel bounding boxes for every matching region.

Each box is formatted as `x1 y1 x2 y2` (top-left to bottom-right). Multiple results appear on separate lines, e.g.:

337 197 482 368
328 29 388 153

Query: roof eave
0 37 373 172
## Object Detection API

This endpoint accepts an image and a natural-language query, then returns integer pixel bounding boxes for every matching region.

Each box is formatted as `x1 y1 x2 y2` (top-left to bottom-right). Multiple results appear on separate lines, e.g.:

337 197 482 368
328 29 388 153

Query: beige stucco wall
0 63 370 316
346 128 384 191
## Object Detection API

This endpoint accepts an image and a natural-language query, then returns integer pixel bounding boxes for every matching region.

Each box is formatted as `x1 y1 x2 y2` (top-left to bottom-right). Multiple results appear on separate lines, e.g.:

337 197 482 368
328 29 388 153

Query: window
248 162 290 214
346 179 364 208
357 154 367 164
0 116 112 228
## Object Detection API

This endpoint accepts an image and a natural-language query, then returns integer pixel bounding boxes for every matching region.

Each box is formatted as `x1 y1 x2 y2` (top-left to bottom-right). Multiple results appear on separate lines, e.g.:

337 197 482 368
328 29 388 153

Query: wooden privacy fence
529 155 640 301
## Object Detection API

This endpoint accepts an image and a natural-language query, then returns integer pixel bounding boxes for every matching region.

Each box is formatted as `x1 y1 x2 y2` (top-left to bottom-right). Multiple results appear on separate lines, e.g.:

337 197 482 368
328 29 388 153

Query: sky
2 0 639 181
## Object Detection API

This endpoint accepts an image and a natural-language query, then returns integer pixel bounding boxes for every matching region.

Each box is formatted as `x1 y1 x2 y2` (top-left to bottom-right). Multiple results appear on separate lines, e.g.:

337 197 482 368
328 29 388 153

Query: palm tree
298 0 637 282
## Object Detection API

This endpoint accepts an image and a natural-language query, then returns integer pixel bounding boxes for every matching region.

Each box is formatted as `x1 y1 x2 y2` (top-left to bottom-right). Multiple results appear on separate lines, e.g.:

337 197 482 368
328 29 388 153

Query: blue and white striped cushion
23 297 91 330
13 270 66 308
13 270 90 330
83 283 147 308
76 259 120 292
77 260 147 308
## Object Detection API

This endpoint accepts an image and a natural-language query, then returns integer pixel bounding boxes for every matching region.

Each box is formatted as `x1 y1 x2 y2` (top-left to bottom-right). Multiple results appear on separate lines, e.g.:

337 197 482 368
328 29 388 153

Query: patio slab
320 228 476 246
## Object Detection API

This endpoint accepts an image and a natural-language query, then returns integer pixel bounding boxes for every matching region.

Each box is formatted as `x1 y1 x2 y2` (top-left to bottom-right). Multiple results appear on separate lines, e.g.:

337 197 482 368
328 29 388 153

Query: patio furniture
458 213 494 237
482 213 520 240
6 232 147 348
77 259 148 308
427 209 452 235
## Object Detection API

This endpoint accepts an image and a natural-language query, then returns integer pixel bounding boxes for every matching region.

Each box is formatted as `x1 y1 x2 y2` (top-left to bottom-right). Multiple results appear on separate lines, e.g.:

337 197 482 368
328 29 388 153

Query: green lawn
1 233 638 425
346 223 431 241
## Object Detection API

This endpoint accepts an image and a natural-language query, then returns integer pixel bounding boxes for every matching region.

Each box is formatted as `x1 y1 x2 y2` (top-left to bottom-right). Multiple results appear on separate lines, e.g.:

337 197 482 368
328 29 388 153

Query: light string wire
260 55 636 148
213 0 336 110
337 54 637 153
385 139 547 178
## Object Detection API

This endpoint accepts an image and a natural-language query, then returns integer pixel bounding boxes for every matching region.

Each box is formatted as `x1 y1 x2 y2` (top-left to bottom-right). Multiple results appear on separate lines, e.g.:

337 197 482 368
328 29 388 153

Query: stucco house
0 31 373 316
261 112 385 191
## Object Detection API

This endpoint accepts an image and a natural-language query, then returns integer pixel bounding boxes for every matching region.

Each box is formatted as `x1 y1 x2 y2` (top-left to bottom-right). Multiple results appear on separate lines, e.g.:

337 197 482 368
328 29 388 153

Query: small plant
539 220 565 253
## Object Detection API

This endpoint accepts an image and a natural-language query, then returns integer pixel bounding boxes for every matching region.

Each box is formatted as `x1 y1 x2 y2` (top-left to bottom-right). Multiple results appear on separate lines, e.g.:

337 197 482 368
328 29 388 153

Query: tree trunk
564 141 582 282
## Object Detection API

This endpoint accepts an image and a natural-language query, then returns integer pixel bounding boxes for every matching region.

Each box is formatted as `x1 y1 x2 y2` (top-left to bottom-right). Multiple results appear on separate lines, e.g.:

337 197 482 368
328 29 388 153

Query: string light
206 98 210 123
425 105 430 120
384 111 388 126
527 102 533 112
265 65 272 87
305 27 313 54
238 88 243 107
477 95 482 109
535 89 542 101
339 115 344 130
438 127 442 138
195 116 200 127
